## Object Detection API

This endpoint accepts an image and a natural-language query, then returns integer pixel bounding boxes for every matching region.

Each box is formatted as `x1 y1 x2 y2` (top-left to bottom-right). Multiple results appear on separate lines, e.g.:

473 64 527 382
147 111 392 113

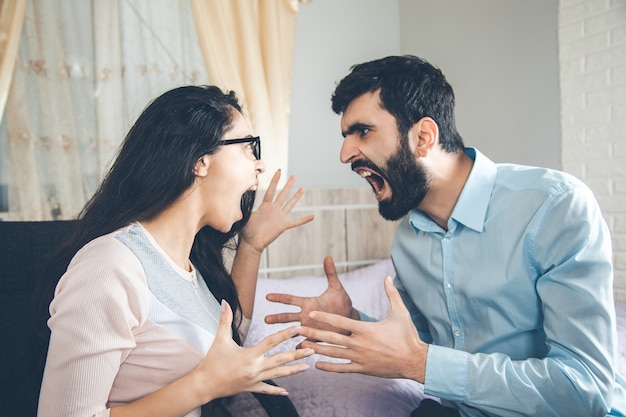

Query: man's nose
339 135 359 164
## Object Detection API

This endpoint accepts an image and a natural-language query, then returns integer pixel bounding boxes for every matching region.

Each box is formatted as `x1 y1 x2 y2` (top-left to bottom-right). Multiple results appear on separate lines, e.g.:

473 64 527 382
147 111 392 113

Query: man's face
340 91 429 221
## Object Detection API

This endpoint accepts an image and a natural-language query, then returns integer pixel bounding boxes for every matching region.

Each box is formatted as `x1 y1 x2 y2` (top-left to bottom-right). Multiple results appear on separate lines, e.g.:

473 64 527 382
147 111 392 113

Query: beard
355 137 429 221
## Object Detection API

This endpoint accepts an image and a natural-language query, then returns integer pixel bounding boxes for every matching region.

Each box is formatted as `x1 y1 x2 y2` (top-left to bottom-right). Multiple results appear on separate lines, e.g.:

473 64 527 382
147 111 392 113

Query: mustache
351 159 383 174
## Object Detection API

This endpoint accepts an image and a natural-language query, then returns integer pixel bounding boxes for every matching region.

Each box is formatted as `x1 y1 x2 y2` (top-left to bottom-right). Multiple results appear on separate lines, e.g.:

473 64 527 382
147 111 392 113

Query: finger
274 174 297 206
250 381 291 396
383 275 407 316
285 214 315 230
280 185 304 213
299 340 353 363
264 312 303 325
308 310 362 335
266 292 304 306
315 360 358 374
295 340 309 349
216 299 234 340
258 361 311 383
255 325 302 352
262 169 282 202
323 256 343 290
264 347 315 369
298 324 351 346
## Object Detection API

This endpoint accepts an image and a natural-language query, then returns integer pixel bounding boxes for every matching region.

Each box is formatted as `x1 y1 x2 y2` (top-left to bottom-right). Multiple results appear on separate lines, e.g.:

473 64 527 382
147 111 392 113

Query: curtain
190 0 299 188
0 0 27 214
4 0 95 220
2 0 208 220
0 0 26 119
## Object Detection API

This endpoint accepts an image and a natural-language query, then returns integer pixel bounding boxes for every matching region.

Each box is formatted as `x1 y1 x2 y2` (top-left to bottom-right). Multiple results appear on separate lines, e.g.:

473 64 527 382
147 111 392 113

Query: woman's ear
194 155 211 177
408 117 439 157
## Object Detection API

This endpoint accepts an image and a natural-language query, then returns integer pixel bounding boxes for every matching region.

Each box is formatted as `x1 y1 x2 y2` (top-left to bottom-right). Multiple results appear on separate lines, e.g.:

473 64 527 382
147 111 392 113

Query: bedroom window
0 0 209 220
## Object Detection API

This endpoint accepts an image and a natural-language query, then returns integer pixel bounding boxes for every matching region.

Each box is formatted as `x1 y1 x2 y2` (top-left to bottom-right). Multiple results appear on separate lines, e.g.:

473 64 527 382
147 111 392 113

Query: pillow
226 259 436 417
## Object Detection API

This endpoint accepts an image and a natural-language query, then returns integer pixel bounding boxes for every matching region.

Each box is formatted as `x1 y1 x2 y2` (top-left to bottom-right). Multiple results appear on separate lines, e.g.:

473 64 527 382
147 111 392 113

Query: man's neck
417 151 474 231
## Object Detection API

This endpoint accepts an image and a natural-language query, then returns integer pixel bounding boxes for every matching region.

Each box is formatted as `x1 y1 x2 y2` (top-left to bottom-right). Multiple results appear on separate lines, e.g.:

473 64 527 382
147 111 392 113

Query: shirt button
454 330 461 337
445 283 452 289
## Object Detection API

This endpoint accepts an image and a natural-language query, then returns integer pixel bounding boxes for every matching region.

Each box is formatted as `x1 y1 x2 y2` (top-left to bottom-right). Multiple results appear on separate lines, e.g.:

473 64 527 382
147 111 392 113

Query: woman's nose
255 159 266 174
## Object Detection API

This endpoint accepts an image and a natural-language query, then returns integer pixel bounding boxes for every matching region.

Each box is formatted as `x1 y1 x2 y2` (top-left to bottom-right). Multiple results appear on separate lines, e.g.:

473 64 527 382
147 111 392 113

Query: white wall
287 0 401 189
288 0 561 188
398 0 561 169
558 0 626 298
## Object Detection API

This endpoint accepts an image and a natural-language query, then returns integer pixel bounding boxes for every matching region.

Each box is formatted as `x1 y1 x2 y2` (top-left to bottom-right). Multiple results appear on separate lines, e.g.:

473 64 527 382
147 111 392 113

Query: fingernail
280 391 289 396
221 300 227 312
303 348 315 357
299 364 310 371
290 326 301 336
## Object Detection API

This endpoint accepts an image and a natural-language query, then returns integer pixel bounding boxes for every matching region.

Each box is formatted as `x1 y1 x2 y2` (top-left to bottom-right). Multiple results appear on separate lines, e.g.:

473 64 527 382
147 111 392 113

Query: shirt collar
409 147 496 233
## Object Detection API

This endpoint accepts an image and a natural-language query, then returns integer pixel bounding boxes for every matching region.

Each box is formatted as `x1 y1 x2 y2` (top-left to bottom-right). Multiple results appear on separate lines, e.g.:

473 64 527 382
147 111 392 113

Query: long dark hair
331 55 464 153
33 85 255 348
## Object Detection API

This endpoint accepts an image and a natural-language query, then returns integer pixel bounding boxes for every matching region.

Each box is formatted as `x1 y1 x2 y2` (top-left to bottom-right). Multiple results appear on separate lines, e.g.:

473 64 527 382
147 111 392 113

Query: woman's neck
139 213 197 272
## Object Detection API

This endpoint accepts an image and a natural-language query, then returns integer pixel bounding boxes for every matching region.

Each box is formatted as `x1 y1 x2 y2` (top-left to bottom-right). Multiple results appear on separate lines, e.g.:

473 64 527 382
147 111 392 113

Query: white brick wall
559 0 626 299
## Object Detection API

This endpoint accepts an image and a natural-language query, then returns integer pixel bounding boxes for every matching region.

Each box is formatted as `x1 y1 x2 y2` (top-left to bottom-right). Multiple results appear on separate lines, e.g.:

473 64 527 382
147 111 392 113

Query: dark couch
0 220 298 417
0 220 77 417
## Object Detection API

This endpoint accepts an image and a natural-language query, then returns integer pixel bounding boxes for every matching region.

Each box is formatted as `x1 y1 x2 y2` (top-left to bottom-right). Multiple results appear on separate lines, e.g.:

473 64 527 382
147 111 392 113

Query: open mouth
354 167 386 197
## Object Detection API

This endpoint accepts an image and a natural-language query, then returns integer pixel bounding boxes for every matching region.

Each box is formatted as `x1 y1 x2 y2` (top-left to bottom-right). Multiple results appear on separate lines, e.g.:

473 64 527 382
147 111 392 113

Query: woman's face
199 111 265 232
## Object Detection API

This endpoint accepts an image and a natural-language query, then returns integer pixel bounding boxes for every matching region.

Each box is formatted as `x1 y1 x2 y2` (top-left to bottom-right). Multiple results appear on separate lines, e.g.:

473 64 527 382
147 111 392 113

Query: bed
227 259 626 417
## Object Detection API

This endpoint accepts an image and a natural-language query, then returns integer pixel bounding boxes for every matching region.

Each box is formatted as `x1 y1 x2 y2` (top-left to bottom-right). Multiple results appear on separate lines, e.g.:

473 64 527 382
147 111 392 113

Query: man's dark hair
331 55 464 152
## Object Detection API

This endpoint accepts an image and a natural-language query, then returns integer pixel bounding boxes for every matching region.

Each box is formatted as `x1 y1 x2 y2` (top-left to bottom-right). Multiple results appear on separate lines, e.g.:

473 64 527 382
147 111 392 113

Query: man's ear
194 155 210 177
408 117 439 157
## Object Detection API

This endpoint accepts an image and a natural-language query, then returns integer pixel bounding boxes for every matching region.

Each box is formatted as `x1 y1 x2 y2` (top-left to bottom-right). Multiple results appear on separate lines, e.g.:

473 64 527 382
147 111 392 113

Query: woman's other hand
193 300 314 403
240 170 314 254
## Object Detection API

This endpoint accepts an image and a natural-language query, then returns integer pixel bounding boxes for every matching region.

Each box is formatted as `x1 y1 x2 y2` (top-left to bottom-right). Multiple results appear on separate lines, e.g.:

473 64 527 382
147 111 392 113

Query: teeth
250 185 258 191
377 189 383 195
359 171 372 178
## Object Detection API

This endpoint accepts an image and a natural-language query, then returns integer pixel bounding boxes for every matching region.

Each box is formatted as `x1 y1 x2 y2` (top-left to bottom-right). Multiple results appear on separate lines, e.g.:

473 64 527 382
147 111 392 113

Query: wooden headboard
256 187 399 278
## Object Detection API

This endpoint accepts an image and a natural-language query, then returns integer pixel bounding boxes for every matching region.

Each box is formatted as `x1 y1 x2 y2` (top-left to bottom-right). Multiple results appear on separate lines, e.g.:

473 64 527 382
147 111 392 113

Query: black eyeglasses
218 136 261 160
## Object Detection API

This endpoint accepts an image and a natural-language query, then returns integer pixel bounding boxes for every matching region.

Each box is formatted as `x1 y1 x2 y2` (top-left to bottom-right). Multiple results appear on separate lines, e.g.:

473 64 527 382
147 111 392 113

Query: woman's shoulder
50 225 151 339
70 225 137 266
58 225 149 301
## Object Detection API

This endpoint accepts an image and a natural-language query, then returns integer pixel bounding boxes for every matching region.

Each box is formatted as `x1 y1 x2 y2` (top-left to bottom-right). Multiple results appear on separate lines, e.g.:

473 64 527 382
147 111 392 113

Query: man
266 55 626 416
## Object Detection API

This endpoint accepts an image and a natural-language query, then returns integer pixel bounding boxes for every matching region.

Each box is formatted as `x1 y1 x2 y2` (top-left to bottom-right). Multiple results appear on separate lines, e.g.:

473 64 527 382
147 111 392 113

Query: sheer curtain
190 0 299 188
1 0 299 220
0 0 27 214
2 0 208 220
0 0 26 118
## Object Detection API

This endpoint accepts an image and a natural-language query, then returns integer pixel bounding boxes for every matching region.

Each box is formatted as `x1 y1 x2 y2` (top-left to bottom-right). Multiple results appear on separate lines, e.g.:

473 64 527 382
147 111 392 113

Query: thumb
323 256 343 289
383 275 405 315
216 299 234 339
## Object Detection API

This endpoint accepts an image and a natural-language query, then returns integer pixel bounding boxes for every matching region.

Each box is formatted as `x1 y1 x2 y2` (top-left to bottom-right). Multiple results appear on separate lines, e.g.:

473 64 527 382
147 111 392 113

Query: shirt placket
441 232 464 349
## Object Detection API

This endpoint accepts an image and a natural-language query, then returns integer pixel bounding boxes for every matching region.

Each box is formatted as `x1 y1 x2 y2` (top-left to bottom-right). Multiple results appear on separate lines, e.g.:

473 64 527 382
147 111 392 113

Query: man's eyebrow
342 122 373 137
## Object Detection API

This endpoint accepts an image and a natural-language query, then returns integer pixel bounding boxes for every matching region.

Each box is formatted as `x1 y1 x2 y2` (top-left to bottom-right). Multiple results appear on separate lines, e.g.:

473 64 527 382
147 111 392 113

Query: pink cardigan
38 226 218 417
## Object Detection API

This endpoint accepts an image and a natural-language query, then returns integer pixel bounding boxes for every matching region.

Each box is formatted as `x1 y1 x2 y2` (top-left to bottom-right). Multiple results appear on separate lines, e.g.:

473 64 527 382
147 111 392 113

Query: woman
37 85 314 417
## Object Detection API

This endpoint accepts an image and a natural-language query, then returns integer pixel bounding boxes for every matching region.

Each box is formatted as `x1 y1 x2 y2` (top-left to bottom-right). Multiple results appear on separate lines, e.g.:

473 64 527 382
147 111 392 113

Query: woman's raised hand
192 300 314 403
240 170 314 254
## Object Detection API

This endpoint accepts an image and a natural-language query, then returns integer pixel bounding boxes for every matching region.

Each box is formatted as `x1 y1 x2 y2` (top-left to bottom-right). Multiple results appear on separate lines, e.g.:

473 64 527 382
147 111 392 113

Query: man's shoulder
494 163 586 197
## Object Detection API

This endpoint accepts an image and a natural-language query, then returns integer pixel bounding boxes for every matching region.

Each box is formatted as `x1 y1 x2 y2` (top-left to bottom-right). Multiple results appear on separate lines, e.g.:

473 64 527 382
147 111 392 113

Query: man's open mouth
354 167 385 196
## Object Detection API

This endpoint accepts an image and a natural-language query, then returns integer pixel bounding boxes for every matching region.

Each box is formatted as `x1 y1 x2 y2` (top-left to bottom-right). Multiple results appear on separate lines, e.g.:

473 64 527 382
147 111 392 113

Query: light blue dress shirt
391 148 626 417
